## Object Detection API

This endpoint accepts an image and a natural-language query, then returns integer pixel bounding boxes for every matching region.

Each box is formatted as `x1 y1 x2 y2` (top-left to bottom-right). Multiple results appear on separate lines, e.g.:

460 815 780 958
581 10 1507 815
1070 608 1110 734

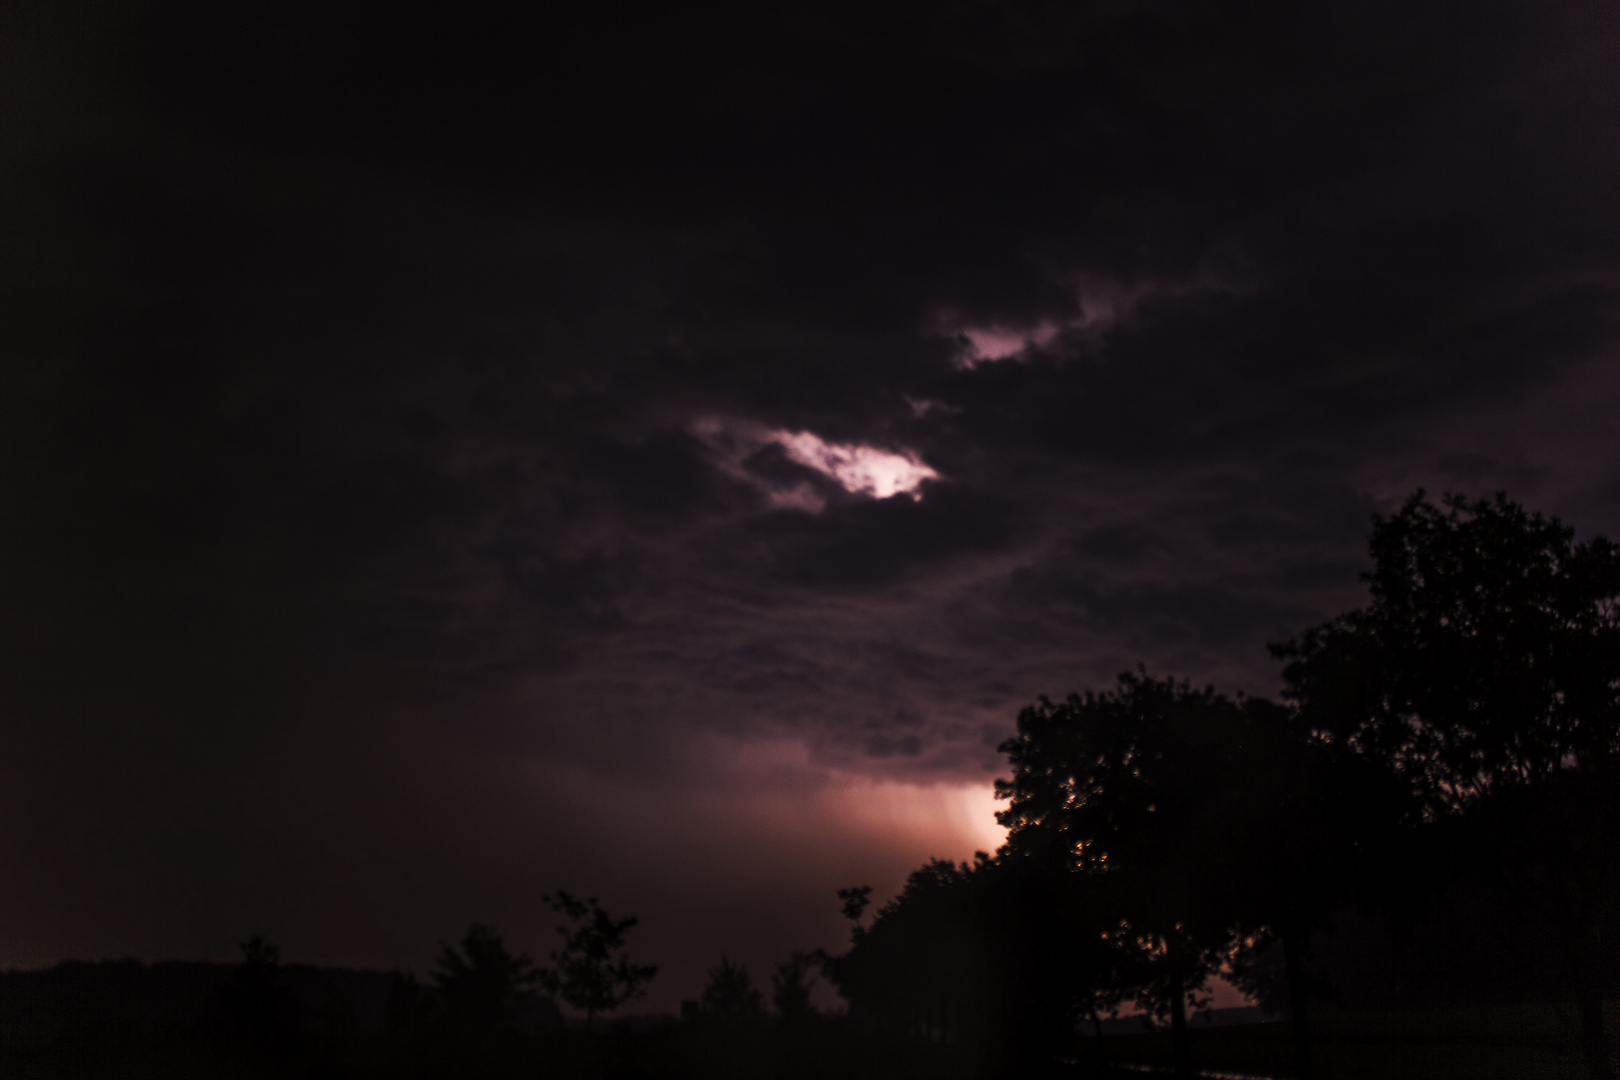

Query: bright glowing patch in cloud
702 735 1009 858
831 778 1009 857
773 430 937 501
957 321 1061 366
691 418 939 509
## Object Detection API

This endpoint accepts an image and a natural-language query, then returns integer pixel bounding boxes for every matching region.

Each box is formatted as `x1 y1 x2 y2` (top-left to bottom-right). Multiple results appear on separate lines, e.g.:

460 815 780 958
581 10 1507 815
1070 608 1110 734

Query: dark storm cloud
737 483 1023 589
4 0 1620 1005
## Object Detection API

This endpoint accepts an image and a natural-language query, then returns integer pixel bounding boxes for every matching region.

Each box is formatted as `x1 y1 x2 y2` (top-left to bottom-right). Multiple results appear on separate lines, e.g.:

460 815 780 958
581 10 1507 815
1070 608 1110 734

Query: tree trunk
1574 943 1615 1080
1170 972 1192 1080
1283 925 1315 1080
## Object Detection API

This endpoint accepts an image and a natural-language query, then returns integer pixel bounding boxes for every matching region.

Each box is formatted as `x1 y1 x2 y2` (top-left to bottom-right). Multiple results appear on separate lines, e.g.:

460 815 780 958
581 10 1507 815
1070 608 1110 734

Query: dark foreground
1092 1000 1620 1080
4 1001 1619 1080
0 1023 1055 1080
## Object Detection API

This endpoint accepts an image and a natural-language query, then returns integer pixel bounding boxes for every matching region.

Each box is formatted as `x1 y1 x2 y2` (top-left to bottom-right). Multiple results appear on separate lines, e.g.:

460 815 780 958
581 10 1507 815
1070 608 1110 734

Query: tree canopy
996 673 1270 1076
1275 491 1620 815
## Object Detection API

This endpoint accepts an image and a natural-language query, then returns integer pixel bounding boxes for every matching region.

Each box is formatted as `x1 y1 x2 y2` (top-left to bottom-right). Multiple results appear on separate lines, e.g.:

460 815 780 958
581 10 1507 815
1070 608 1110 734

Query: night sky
4 1 1620 1013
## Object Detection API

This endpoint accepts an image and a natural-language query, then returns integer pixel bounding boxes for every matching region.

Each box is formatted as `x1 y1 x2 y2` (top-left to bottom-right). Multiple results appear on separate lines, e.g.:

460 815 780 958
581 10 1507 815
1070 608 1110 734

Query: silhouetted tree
998 674 1408 1080
998 673 1255 1079
537 891 657 1031
1275 491 1620 1080
771 951 820 1024
432 924 539 1035
701 955 764 1019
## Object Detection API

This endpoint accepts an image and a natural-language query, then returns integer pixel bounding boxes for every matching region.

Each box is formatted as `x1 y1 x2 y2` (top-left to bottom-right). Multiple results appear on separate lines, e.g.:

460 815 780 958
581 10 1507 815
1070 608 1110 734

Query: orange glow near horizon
690 741 1011 876
813 775 1009 866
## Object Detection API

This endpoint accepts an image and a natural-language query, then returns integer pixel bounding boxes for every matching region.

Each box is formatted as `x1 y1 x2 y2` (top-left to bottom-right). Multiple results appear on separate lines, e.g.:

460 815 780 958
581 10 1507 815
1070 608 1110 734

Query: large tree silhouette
1275 492 1620 1080
994 673 1402 1079
998 673 1259 1078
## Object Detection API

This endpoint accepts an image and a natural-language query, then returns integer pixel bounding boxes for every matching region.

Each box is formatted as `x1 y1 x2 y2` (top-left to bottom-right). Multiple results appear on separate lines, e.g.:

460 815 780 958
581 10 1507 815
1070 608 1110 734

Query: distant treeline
0 944 1012 1080
0 958 409 1046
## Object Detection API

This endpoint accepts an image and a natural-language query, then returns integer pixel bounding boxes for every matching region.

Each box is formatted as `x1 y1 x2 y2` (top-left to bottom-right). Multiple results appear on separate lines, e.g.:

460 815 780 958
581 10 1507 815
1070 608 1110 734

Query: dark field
1096 1001 1620 1080
4 1001 1619 1080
